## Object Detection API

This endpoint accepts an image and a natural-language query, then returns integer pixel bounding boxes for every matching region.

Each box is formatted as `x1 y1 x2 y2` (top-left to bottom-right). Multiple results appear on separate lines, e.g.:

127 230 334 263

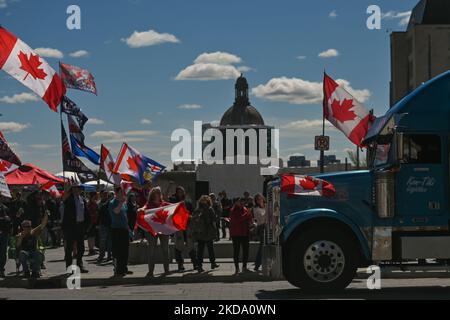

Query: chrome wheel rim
303 240 345 283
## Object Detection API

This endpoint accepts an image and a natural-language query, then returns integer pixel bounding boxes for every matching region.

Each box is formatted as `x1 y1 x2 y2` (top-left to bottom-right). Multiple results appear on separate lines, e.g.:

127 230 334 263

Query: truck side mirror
395 133 404 163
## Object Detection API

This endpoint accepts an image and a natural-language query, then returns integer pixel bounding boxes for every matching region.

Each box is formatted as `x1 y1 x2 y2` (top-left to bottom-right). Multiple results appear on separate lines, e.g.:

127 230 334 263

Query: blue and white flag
70 134 100 165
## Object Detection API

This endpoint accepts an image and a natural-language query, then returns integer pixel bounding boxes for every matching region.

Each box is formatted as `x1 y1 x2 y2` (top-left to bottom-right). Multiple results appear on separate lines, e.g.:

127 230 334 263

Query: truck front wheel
285 227 357 292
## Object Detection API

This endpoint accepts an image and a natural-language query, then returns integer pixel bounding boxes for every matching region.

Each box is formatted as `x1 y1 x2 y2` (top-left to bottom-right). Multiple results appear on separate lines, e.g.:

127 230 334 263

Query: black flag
61 96 89 130
61 120 95 177
0 131 21 166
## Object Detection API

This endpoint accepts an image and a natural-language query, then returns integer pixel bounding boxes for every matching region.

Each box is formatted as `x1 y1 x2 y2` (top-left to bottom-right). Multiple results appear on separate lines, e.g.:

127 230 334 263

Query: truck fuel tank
375 171 395 218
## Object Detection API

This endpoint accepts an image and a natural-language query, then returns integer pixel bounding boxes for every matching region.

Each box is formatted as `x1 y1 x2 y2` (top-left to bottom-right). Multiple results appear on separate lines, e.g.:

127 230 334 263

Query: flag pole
60 102 66 186
59 62 66 186
320 70 326 174
97 144 102 191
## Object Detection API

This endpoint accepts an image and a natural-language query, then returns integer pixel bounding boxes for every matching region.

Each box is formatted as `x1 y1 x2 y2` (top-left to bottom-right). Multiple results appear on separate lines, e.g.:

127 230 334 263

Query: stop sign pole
320 117 324 173
315 117 330 174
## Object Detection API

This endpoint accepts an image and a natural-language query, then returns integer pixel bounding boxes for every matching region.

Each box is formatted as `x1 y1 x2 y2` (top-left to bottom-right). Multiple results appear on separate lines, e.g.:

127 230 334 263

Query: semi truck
264 70 450 292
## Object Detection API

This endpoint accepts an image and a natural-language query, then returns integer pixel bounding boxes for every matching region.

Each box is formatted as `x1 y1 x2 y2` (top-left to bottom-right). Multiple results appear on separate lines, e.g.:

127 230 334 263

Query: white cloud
69 50 89 58
281 119 336 131
90 130 158 143
89 118 104 125
122 29 180 48
296 56 306 60
0 92 39 104
140 118 152 125
34 47 64 58
194 52 242 65
176 63 240 81
124 130 158 137
0 122 30 133
0 0 7 9
237 66 252 72
30 144 55 150
210 120 220 127
252 77 371 105
318 49 339 58
91 131 122 139
329 10 337 18
177 104 203 110
175 51 247 81
382 11 411 26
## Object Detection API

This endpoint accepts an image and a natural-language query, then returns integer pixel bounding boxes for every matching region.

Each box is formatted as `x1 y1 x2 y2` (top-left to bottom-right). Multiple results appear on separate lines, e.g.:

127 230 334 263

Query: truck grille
265 184 280 245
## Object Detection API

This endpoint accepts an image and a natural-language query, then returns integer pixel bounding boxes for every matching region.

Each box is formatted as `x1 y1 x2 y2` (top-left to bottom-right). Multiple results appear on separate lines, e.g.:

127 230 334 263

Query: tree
346 149 367 167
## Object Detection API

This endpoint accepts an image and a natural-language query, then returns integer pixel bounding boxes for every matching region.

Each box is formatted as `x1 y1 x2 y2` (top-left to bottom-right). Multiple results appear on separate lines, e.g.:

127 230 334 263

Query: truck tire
285 227 357 292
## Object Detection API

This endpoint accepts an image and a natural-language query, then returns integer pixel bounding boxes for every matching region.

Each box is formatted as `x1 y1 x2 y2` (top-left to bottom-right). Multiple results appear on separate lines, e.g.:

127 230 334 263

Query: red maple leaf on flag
331 98 356 123
126 155 139 173
107 161 114 172
18 51 47 81
0 160 11 172
300 176 319 190
151 209 169 224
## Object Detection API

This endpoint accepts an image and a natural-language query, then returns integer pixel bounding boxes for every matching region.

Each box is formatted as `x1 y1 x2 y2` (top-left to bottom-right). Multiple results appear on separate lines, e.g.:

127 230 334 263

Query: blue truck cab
266 71 450 292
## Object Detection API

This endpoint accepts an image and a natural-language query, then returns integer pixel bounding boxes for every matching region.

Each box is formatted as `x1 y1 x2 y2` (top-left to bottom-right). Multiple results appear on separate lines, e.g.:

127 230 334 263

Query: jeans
98 225 112 259
19 250 43 274
63 223 85 268
221 219 229 238
232 236 249 270
197 240 216 268
46 225 57 247
254 224 265 269
145 232 169 275
0 232 8 273
111 228 129 275
215 222 220 240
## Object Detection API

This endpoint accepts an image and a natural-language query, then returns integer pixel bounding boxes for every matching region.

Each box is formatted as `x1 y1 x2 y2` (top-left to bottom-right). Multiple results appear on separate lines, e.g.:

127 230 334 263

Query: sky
0 0 419 172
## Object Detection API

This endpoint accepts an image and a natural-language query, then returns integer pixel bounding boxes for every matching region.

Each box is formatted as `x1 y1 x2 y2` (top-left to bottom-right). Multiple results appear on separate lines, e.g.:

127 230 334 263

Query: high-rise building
390 0 450 106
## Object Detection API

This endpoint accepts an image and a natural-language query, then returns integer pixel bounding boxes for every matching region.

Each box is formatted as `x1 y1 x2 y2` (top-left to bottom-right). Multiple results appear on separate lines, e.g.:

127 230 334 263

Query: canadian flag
136 202 189 236
100 144 121 185
281 174 335 197
42 181 63 198
0 160 13 173
0 27 66 111
113 143 141 183
323 73 374 146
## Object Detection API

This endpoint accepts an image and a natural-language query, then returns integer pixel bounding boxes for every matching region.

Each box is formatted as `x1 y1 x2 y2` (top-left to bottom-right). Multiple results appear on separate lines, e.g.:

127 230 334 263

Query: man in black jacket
62 185 89 273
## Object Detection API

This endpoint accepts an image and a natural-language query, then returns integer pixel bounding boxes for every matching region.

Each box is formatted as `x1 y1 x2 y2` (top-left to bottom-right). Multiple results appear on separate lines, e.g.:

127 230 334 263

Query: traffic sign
315 135 330 151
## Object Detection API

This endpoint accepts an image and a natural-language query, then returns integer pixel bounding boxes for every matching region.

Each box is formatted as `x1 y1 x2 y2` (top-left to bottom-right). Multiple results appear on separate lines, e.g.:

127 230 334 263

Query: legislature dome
220 74 265 126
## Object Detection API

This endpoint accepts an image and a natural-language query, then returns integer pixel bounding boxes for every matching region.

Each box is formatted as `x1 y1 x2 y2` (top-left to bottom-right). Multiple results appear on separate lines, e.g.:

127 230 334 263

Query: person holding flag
139 187 171 277
109 186 132 277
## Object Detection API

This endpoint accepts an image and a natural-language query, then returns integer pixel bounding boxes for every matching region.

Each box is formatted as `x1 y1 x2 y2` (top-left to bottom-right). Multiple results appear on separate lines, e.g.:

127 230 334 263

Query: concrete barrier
129 240 261 264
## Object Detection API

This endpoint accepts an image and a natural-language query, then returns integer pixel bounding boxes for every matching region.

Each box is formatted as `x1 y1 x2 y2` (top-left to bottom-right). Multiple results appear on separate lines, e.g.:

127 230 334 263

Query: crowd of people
0 184 267 279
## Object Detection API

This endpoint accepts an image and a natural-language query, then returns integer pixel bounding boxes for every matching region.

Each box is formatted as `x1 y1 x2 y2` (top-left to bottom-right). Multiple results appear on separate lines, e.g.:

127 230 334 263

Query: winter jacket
229 206 253 237
191 205 217 242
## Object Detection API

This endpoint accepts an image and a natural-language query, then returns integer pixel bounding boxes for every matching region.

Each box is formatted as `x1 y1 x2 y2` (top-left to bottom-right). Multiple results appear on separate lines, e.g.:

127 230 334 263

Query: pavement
1 241 270 289
4 241 450 299
4 276 450 300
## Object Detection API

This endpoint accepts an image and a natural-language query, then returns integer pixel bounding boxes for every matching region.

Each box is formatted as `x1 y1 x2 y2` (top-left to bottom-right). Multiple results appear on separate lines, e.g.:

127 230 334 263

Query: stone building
390 0 450 105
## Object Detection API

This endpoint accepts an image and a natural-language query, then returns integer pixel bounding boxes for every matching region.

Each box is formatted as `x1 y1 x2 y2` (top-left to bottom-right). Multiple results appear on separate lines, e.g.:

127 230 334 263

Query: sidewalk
1 245 270 289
